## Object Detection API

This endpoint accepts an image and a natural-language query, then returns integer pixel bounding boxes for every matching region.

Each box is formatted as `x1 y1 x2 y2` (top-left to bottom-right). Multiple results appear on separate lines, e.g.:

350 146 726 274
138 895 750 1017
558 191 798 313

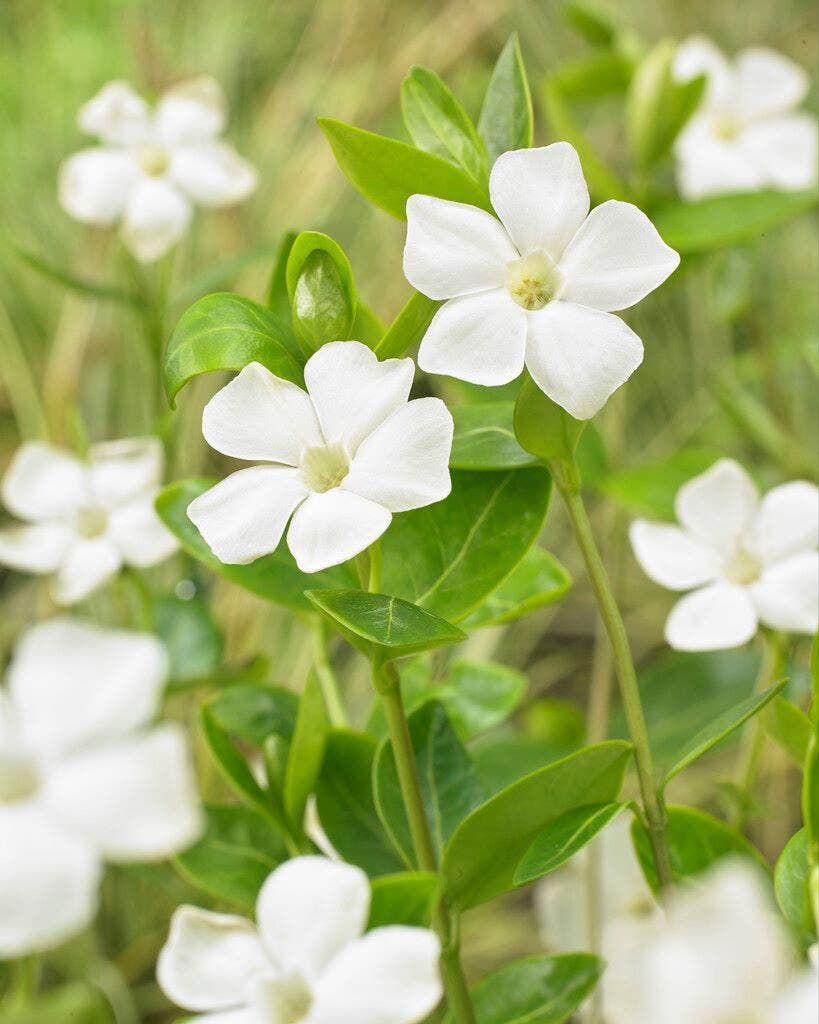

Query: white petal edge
77 80 151 145
750 480 819 565
739 114 819 192
58 148 139 226
107 496 179 568
665 582 758 651
87 436 164 508
750 552 819 635
170 142 258 207
155 76 227 144
674 123 768 199
50 536 122 605
0 522 72 573
672 36 734 108
120 176 192 263
674 458 759 551
629 520 721 591
733 47 810 120
1 441 88 521
286 490 391 573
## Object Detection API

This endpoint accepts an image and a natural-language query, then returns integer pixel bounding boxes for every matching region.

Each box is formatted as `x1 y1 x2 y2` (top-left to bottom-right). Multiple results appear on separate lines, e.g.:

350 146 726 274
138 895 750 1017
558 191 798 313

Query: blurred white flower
59 77 257 262
187 341 453 573
402 142 679 419
630 458 819 650
157 855 442 1024
673 37 818 199
604 858 818 1024
0 437 179 605
0 618 201 958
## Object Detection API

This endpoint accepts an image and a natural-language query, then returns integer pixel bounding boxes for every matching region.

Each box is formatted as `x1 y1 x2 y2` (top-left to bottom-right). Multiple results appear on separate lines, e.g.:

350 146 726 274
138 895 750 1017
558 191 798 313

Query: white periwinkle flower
0 618 202 958
59 78 258 262
630 458 819 651
157 855 442 1024
673 36 818 199
0 437 179 605
604 858 819 1024
402 142 680 419
187 341 453 573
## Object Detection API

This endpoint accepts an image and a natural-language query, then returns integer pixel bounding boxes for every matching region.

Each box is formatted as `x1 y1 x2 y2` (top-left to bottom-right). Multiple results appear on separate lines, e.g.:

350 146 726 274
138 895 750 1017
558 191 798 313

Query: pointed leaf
283 671 330 830
464 547 572 629
451 401 537 470
367 872 439 929
514 802 626 885
478 34 533 164
208 682 298 748
285 231 357 352
375 290 441 359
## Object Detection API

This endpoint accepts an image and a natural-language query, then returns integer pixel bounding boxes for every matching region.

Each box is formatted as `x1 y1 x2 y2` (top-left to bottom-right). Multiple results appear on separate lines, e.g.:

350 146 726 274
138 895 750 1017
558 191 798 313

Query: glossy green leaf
662 679 787 787
265 230 297 316
163 293 303 407
367 872 439 929
774 829 813 938
318 118 492 220
375 291 441 359
472 735 580 796
315 729 405 876
208 682 298 747
514 802 626 885
762 697 812 766
514 374 585 462
449 953 602 1024
285 231 356 351
653 189 818 254
443 741 632 909
283 671 330 830
153 594 222 683
598 448 721 519
381 467 552 623
156 479 356 610
451 401 537 470
374 701 484 864
401 66 488 183
173 803 287 909
478 34 533 165
464 547 572 629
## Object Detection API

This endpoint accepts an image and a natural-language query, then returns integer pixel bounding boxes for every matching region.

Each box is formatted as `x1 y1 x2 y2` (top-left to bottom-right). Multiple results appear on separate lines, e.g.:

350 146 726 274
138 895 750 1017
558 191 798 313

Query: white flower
630 458 819 651
402 142 680 420
0 437 179 605
603 858 818 1024
673 37 818 199
0 618 202 958
157 855 442 1024
58 78 257 262
187 341 453 573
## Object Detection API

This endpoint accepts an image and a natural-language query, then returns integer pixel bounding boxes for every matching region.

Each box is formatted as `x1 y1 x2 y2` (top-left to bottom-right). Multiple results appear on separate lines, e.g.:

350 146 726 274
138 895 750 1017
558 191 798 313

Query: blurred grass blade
15 246 143 307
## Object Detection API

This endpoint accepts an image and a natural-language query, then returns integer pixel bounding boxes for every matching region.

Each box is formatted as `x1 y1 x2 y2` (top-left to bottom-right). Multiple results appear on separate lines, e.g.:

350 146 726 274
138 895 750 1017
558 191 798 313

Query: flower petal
310 926 442 1024
187 466 307 565
403 194 517 299
58 147 139 225
750 480 819 565
343 398 453 512
202 362 322 465
170 142 258 207
77 81 151 145
287 490 391 573
557 200 680 312
665 582 758 651
750 552 819 635
107 497 179 567
50 536 122 605
44 723 202 861
88 436 164 507
629 520 721 591
734 47 810 120
524 301 643 420
7 617 168 758
674 458 759 551
0 522 72 573
155 77 227 144
673 36 734 108
304 341 414 454
255 856 369 982
770 965 819 1024
739 114 819 192
157 905 268 1013
674 121 767 199
0 804 101 958
418 289 527 386
120 177 192 263
2 441 88 521
489 143 590 260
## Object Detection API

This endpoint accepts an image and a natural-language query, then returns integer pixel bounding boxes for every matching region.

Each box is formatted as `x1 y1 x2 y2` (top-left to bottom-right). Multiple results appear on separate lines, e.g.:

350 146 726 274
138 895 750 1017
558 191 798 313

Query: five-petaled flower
59 78 257 262
187 341 453 573
0 437 179 605
0 618 201 958
402 142 680 419
673 36 818 199
630 458 819 651
157 855 442 1024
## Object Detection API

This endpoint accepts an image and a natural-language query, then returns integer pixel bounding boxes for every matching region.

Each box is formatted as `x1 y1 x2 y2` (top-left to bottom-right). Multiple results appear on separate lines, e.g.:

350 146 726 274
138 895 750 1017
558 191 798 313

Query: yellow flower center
258 971 313 1024
722 543 763 586
711 112 742 142
0 752 40 803
506 250 562 310
299 443 349 493
137 144 170 176
76 505 109 539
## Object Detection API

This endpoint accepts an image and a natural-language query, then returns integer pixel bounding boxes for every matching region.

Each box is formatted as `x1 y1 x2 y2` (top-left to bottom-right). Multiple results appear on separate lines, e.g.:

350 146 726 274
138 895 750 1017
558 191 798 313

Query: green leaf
367 871 439 929
208 682 298 747
451 401 537 470
306 589 465 661
374 701 484 864
464 547 572 629
775 829 813 939
153 594 222 683
375 290 441 360
315 729 405 876
762 697 812 766
164 293 304 407
283 671 330 831
451 953 603 1024
173 803 287 909
598 448 721 519
401 65 488 183
319 118 491 220
381 467 552 623
478 34 533 165
565 0 625 47
631 805 766 894
514 374 586 462
285 231 357 352
550 51 633 101
472 736 580 796
443 741 632 909
653 190 818 254
514 802 626 885
265 231 297 315
351 300 385 348
156 479 356 610
662 679 788 787
0 983 114 1024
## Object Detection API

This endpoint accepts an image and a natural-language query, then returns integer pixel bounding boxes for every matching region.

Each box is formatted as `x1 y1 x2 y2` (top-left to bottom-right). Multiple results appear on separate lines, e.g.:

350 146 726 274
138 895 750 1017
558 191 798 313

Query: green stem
310 618 347 728
552 459 673 893
5 956 39 1009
